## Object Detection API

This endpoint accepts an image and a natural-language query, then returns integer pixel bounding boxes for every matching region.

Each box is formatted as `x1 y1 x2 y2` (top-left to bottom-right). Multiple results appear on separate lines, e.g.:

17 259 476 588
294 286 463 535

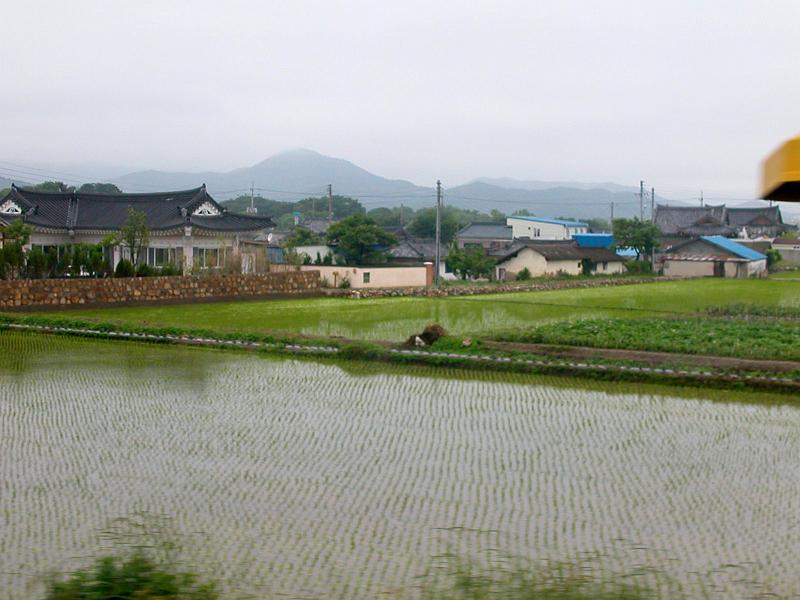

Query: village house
454 222 513 250
654 204 792 246
771 237 800 263
661 235 767 278
0 184 274 272
492 240 625 280
506 216 589 240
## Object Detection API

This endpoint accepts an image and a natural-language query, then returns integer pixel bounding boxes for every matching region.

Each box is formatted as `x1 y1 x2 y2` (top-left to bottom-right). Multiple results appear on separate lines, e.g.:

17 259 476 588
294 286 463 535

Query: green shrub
136 263 155 277
515 267 532 281
44 550 218 600
339 276 351 289
766 248 782 269
624 260 652 274
114 259 135 278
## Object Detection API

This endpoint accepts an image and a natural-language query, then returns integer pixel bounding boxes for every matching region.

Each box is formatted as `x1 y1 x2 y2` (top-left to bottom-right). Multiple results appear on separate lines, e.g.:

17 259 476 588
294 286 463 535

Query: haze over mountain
6 149 794 222
108 149 685 220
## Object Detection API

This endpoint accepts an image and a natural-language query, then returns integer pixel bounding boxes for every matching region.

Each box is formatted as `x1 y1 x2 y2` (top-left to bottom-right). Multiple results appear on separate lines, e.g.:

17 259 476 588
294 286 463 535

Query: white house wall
506 217 588 240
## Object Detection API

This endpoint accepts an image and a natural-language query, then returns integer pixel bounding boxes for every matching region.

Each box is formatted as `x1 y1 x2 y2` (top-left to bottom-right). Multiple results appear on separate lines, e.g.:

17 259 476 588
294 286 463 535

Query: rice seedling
1 332 799 598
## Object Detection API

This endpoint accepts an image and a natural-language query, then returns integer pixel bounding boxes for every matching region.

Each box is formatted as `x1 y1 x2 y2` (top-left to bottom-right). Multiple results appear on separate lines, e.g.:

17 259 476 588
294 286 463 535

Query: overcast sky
3 0 799 200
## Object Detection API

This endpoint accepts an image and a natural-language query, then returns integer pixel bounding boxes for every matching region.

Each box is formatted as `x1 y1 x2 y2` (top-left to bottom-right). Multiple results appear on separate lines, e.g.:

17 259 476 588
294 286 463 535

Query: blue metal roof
701 236 767 261
573 233 614 248
510 216 589 227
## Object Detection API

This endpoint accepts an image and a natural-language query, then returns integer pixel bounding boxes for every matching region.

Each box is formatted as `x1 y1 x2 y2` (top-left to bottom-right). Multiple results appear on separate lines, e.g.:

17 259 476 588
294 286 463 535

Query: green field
35 278 800 341
494 317 800 361
2 332 799 598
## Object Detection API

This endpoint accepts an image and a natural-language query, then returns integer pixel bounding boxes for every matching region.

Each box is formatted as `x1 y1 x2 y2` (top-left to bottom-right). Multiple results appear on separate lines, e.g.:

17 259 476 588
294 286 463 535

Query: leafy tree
613 218 659 261
766 248 782 269
489 209 506 222
0 219 32 279
326 214 397 265
283 227 320 248
115 208 150 267
295 195 365 220
512 209 535 217
409 207 461 243
78 182 122 194
29 181 75 193
367 206 415 227
446 244 495 280
586 217 610 232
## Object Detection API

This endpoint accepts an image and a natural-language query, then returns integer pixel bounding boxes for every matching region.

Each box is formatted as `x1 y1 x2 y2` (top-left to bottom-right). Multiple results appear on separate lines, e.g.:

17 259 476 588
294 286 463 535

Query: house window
146 247 176 267
363 272 370 283
193 247 222 268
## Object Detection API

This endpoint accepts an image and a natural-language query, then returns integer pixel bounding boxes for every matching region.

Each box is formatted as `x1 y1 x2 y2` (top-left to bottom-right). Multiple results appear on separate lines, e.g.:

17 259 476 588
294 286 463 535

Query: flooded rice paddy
2 331 799 598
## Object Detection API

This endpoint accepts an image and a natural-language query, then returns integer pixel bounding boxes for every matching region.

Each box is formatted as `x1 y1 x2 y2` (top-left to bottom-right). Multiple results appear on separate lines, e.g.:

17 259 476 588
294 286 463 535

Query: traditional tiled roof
389 237 449 261
0 185 274 232
493 240 622 263
654 204 786 237
457 222 513 240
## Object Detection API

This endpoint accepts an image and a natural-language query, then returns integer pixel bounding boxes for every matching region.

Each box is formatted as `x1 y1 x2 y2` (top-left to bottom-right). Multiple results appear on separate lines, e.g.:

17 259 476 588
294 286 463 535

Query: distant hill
474 177 638 194
112 149 433 207
0 176 29 191
445 181 674 220
108 149 694 220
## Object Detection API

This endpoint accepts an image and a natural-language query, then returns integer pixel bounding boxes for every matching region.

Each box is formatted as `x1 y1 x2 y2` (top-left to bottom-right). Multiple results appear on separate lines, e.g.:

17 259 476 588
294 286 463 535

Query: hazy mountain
0 176 29 191
475 177 638 194
445 181 675 220
112 149 433 206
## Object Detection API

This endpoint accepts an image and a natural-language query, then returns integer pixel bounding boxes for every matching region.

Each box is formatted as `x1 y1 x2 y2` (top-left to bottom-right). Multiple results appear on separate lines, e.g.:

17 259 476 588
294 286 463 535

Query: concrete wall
774 243 800 263
0 271 320 309
301 264 429 288
662 259 766 278
507 217 588 240
663 260 715 278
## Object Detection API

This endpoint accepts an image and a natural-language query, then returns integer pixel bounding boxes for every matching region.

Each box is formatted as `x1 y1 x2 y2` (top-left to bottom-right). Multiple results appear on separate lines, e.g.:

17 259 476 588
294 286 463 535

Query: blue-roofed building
573 233 614 248
662 235 767 278
507 215 589 240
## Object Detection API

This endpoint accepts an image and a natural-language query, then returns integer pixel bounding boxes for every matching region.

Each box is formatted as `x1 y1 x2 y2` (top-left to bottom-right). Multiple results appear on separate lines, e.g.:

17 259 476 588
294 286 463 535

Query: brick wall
0 271 320 309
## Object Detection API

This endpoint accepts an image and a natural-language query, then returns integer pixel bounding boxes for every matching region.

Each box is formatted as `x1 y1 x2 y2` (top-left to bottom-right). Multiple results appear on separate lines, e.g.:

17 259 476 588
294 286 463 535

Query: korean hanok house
0 184 274 272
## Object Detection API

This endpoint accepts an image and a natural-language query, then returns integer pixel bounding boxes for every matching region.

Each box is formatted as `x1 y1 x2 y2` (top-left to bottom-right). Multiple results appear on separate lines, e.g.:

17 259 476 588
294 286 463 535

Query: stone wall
322 276 669 299
0 271 320 309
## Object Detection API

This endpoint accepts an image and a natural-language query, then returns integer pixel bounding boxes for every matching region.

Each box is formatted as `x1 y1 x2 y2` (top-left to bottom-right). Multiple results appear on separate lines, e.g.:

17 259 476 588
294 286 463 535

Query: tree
295 195 365 220
586 217 610 232
613 218 659 261
29 181 75 193
0 219 32 279
489 209 506 223
512 209 535 217
78 182 122 194
283 227 320 248
116 208 150 267
409 207 461 243
367 206 415 227
326 214 397 265
446 244 495 280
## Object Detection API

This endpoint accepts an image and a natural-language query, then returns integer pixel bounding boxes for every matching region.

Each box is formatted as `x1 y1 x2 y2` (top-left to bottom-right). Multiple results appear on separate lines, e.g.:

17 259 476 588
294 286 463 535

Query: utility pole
610 201 614 226
400 202 404 227
700 190 704 207
650 187 656 272
434 180 442 287
639 180 645 221
327 184 333 225
247 182 257 214
651 187 655 223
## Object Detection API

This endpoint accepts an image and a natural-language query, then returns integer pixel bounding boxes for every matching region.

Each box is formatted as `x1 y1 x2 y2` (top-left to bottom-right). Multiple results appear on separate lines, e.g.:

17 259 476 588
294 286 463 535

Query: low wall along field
0 271 320 309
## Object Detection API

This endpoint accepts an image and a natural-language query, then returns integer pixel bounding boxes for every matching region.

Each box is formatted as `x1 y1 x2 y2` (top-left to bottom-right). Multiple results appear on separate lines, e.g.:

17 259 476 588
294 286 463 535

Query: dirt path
484 341 800 373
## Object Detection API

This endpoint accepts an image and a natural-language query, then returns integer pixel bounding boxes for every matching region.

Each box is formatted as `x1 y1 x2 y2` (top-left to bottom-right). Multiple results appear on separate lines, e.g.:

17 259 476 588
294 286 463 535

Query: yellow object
762 136 800 201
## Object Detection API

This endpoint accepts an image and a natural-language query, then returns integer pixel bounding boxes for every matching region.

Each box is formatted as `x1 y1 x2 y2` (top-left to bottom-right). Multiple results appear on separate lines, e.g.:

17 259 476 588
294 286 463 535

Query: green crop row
493 317 800 362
